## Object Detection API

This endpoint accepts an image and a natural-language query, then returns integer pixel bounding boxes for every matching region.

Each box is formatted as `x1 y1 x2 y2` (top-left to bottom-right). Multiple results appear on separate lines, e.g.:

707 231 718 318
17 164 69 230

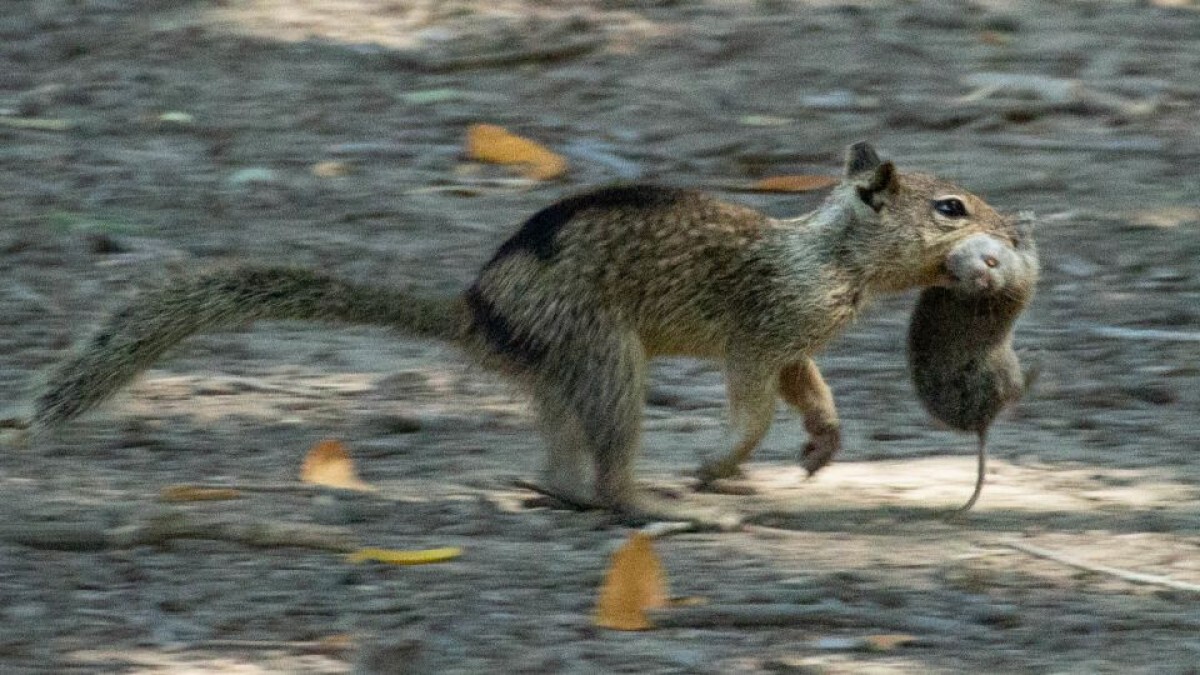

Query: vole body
908 215 1039 511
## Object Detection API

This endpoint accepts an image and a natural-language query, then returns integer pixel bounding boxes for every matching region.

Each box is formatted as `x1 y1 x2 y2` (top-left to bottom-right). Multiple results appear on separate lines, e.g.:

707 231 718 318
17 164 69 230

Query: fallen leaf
160 485 241 502
347 547 463 565
300 439 375 492
863 634 918 651
312 634 356 654
979 30 1011 46
738 115 792 127
751 175 840 193
311 160 352 178
465 123 567 180
157 111 195 125
594 532 669 630
812 634 918 652
0 117 72 131
402 88 469 105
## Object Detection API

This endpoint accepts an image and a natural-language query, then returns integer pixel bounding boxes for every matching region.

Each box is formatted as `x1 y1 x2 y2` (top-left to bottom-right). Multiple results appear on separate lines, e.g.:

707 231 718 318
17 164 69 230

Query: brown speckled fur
31 143 1017 528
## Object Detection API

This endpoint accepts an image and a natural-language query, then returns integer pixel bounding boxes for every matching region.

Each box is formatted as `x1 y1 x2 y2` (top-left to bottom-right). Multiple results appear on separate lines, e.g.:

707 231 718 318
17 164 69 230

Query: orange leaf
465 123 567 180
300 439 375 492
594 532 669 631
751 175 840 193
160 485 241 502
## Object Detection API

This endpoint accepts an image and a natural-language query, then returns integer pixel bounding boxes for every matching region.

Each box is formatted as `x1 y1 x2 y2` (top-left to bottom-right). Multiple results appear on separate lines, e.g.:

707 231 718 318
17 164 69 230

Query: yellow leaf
465 123 567 180
300 439 375 492
160 485 241 502
751 175 840 193
347 547 463 565
594 532 669 631
312 161 352 178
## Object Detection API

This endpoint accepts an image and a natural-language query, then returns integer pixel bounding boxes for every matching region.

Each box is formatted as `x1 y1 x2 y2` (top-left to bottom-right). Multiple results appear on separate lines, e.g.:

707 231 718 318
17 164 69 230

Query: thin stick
1076 322 1200 343
647 601 992 639
510 478 598 511
0 511 359 553
1003 541 1200 594
511 479 706 536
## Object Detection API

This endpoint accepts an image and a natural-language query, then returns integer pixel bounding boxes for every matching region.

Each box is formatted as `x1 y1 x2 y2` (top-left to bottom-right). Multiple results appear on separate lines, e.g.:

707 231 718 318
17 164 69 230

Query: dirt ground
1 0 1199 672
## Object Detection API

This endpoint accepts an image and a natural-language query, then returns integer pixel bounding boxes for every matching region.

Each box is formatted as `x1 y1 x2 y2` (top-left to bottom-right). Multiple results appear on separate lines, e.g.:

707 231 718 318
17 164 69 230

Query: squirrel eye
933 198 968 218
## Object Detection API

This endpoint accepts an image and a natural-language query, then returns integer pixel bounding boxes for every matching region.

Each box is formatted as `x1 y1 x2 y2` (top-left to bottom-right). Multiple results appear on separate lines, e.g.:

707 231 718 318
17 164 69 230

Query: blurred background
1 1 1198 672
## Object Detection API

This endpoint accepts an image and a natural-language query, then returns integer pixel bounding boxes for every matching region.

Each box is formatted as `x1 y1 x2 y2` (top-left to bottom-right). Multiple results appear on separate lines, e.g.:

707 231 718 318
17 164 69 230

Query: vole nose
970 259 996 290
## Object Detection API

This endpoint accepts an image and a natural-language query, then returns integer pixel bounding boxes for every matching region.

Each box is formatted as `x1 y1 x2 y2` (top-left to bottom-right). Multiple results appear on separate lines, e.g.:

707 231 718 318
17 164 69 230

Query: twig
511 478 598 511
165 481 385 497
0 511 358 553
978 135 1166 154
0 117 72 131
511 479 707 536
1003 541 1200 594
1075 322 1200 343
408 35 602 72
647 601 992 638
191 638 354 653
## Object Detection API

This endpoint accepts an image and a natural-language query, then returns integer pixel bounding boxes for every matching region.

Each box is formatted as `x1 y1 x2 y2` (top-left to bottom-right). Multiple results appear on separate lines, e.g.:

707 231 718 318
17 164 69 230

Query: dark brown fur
30 143 1019 528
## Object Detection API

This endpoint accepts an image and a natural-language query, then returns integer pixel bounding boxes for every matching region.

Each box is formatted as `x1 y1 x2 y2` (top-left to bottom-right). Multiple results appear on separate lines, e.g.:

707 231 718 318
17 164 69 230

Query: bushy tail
32 266 464 429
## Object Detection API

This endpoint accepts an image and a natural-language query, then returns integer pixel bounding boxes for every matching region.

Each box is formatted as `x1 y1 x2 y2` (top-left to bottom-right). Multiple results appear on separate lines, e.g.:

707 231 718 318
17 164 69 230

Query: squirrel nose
982 254 999 269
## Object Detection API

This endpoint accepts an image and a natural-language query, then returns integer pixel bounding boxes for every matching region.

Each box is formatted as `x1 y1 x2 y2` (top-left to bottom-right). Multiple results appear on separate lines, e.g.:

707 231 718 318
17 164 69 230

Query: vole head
939 213 1039 299
836 142 1017 292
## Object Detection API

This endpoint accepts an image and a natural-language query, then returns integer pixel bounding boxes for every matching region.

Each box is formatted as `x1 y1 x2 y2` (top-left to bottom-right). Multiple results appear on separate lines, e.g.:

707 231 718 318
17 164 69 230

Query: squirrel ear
852 160 897 212
845 142 882 176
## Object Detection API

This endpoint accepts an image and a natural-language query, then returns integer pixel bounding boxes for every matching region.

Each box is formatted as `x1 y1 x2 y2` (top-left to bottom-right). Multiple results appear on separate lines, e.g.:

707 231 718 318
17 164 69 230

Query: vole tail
32 266 464 430
954 430 989 514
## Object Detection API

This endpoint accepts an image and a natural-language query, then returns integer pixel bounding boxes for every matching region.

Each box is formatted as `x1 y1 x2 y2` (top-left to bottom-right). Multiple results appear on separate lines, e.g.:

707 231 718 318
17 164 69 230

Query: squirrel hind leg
533 398 596 507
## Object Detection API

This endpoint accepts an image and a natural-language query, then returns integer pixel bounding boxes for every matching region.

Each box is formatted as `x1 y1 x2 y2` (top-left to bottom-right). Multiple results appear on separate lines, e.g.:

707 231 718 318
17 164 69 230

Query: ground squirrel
907 214 1039 511
29 142 1019 528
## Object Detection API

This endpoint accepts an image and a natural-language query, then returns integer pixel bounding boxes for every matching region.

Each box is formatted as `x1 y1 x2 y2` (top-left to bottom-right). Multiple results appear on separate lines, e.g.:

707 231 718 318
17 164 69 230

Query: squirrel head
835 142 1020 292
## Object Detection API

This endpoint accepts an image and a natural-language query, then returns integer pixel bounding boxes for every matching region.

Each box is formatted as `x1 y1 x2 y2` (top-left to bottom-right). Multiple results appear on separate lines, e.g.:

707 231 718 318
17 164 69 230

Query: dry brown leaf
312 634 356 654
465 123 567 180
300 439 375 492
594 532 669 631
863 634 918 651
160 485 242 502
751 175 840 193
979 31 1011 46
